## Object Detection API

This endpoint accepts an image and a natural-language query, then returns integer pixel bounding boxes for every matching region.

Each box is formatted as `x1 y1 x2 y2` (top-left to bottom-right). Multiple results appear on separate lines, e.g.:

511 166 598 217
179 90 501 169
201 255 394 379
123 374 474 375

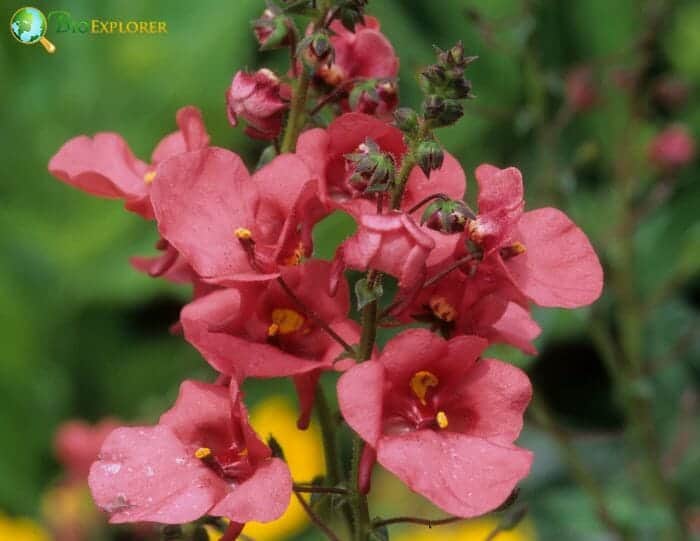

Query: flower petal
504 207 604 308
377 432 532 518
210 458 292 523
89 426 225 524
337 361 385 447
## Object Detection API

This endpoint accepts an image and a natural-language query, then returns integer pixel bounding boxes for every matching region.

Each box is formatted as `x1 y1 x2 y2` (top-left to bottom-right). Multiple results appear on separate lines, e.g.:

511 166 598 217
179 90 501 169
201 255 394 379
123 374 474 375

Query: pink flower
89 380 292 527
336 212 435 302
461 164 603 308
150 148 319 284
337 329 533 517
565 66 597 112
49 106 209 220
649 124 696 170
317 17 399 86
180 261 359 427
227 69 289 140
401 263 541 354
55 419 121 483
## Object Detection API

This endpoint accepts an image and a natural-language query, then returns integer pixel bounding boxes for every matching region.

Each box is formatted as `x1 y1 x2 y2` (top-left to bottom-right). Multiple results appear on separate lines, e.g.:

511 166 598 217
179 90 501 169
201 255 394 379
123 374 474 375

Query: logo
9 7 168 53
9 6 56 53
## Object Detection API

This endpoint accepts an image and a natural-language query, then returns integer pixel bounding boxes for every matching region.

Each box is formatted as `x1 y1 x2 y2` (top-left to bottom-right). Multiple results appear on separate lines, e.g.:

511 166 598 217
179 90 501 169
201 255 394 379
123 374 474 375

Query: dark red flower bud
422 198 475 233
416 140 444 178
299 31 334 71
649 124 696 170
652 76 689 112
423 95 463 127
253 5 296 51
565 66 597 112
349 79 398 120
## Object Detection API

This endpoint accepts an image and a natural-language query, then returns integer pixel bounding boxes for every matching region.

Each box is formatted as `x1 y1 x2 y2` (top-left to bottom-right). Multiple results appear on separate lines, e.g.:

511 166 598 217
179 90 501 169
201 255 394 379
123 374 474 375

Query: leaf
355 278 384 310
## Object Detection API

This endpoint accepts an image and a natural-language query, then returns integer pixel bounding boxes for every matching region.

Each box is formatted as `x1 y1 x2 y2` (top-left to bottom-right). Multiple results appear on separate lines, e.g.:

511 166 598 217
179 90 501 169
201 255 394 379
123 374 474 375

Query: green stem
350 436 371 541
280 68 311 153
390 124 429 208
315 385 344 486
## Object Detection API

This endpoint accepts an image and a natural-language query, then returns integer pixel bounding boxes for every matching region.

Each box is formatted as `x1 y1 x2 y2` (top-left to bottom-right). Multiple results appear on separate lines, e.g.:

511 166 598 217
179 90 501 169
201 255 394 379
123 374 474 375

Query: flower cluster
48 1 603 539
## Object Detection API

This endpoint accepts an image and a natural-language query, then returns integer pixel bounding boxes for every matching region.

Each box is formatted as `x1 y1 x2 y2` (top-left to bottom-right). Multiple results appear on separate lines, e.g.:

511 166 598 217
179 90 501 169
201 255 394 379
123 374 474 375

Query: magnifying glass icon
10 7 56 54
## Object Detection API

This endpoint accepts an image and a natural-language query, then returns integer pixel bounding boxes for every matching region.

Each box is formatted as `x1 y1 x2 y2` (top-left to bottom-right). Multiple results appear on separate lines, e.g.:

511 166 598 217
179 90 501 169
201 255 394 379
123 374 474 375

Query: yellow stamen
283 242 304 266
267 323 280 337
429 296 457 323
436 411 449 429
238 448 249 457
268 308 305 336
510 241 527 255
143 170 157 184
194 447 212 460
409 370 439 406
234 227 253 240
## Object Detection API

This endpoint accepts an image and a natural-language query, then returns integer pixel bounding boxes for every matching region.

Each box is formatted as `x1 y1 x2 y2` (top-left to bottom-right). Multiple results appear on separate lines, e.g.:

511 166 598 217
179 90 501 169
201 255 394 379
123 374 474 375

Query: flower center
194 446 252 482
428 296 457 322
143 170 157 184
409 370 439 406
268 308 305 336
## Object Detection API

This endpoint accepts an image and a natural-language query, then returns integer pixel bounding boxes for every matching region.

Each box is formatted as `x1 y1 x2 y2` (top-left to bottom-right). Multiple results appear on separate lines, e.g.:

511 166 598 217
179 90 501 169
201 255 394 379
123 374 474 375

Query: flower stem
350 436 372 541
314 385 344 486
390 124 429 208
294 489 342 541
372 515 463 529
281 68 311 153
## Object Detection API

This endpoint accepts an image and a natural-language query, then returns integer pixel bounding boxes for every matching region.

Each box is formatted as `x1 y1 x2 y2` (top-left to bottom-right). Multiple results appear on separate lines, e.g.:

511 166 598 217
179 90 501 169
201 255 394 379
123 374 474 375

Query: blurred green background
2 0 699 539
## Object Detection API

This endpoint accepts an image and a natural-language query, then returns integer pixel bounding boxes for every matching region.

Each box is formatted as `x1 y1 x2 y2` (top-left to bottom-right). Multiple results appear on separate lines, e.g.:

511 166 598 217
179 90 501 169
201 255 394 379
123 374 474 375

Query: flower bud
299 31 334 72
565 66 597 112
348 79 398 120
226 69 289 140
422 199 475 233
337 0 369 31
253 5 296 51
394 107 419 134
345 138 395 193
423 95 463 128
652 76 689 112
416 140 444 177
649 124 696 170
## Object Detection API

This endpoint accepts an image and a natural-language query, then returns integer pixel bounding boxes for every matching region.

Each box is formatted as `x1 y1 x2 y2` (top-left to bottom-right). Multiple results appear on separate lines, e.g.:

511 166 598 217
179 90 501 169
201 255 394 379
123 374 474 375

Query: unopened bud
345 139 395 193
422 199 475 233
416 140 444 177
394 107 419 134
253 5 296 50
349 79 398 120
423 95 463 128
298 31 334 72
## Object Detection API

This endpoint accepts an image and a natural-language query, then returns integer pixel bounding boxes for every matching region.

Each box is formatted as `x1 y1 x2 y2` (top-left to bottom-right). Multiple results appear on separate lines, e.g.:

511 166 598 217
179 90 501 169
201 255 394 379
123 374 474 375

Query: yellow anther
429 296 457 323
269 308 305 336
436 411 449 429
409 370 439 406
510 241 527 255
283 242 304 266
267 323 280 337
143 170 157 184
238 448 249 457
194 447 212 460
234 227 253 240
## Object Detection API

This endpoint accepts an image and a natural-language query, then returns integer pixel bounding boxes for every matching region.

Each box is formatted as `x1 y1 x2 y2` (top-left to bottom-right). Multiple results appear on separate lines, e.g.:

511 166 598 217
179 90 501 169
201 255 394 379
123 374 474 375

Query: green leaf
355 278 384 310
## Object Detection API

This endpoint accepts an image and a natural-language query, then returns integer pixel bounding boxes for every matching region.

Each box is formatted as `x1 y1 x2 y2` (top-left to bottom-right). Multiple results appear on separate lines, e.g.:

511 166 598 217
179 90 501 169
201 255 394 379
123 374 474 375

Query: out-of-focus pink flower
316 17 398 86
55 419 121 483
338 329 532 517
89 380 291 527
150 148 319 284
565 66 598 112
180 261 359 428
649 124 696 170
227 69 290 140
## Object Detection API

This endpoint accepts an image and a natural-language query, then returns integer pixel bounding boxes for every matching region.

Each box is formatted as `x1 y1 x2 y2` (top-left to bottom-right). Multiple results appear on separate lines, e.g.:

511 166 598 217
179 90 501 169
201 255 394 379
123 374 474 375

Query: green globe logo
10 6 56 53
